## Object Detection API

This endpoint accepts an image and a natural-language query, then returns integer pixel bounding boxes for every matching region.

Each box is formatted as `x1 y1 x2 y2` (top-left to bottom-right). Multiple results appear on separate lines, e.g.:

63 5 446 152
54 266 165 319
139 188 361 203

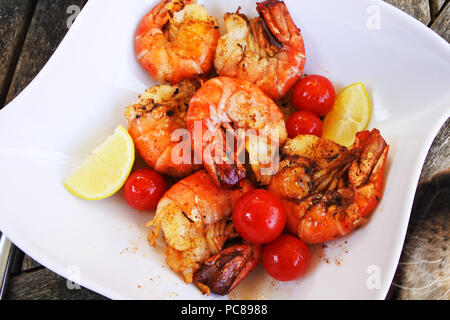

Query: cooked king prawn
186 76 288 189
268 129 389 244
146 170 254 284
214 0 305 100
135 0 220 84
125 80 202 178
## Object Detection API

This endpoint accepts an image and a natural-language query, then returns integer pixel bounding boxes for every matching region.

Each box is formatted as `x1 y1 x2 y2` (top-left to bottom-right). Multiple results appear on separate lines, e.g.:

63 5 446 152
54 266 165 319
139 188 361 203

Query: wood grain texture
384 0 431 24
0 0 36 108
391 170 450 300
5 268 107 300
5 0 87 104
21 255 43 273
430 0 447 18
420 118 450 181
431 2 450 42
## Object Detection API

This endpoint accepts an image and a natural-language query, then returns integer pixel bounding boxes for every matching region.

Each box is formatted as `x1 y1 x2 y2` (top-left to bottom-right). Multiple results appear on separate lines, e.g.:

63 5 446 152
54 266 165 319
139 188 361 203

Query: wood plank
0 0 36 108
5 268 107 300
21 255 43 273
430 0 447 18
419 118 450 181
384 0 431 24
5 0 87 104
390 170 450 300
431 2 450 42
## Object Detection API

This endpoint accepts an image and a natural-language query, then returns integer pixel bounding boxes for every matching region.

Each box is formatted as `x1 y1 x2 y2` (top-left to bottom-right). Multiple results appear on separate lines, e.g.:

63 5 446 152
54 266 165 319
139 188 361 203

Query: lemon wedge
322 82 371 147
64 125 135 200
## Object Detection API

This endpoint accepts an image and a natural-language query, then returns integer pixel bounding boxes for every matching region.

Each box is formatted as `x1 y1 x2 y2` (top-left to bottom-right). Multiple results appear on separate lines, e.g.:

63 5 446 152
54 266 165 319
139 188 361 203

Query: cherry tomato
292 75 336 117
233 189 287 244
124 169 167 211
286 110 323 138
262 234 311 281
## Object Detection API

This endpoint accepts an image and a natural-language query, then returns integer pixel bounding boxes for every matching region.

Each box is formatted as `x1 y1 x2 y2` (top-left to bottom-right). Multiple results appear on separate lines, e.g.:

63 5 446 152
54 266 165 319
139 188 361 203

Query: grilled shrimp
214 0 305 100
186 76 288 189
135 0 220 84
147 170 254 283
125 80 201 178
268 129 389 244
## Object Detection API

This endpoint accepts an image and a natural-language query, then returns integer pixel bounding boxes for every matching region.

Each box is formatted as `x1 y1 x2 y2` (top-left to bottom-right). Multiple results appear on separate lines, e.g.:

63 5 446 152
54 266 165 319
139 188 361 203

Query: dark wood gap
20 265 45 274
9 246 25 276
428 0 449 26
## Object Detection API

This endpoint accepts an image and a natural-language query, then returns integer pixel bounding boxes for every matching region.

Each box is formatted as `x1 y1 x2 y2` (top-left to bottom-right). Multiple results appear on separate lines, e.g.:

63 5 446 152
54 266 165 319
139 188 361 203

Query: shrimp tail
351 129 389 218
213 163 247 190
255 0 305 99
201 130 247 189
350 129 388 188
193 242 262 295
256 0 301 45
137 0 169 34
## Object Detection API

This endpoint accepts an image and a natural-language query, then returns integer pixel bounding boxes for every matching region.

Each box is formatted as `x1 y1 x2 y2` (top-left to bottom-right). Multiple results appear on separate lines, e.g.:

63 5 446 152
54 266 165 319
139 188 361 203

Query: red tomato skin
124 169 167 211
286 110 323 138
233 189 287 244
292 75 336 117
262 234 311 281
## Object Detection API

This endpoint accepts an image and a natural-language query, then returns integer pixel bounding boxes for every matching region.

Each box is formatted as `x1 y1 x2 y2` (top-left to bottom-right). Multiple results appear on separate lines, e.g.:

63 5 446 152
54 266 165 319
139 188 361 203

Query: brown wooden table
0 0 449 300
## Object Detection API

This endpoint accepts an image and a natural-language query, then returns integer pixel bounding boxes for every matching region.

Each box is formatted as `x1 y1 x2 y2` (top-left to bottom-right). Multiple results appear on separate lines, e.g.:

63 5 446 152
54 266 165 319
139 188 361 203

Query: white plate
0 0 449 300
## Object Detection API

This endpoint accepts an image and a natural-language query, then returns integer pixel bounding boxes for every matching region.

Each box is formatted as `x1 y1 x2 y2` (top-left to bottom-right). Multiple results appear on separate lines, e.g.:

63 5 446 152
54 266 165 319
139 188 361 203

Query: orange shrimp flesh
268 129 389 244
135 0 220 84
147 170 254 283
214 0 305 100
186 76 287 189
125 80 201 178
